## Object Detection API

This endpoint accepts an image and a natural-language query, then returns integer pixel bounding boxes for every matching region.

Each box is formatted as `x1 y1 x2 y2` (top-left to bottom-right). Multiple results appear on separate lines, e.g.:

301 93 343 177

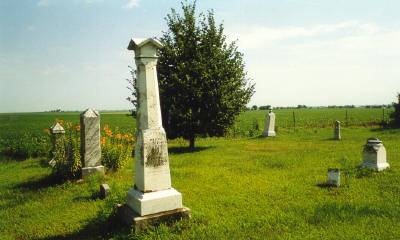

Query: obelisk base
263 131 276 137
117 204 191 232
126 188 183 216
361 162 390 171
82 165 105 178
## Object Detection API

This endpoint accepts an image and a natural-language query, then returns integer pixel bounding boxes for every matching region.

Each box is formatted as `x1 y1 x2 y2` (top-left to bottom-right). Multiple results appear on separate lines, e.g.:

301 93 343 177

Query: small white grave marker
263 108 276 137
327 168 340 187
361 138 390 171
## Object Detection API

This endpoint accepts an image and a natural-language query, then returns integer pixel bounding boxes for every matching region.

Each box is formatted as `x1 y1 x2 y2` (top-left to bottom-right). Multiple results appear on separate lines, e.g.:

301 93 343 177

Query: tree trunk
189 136 195 150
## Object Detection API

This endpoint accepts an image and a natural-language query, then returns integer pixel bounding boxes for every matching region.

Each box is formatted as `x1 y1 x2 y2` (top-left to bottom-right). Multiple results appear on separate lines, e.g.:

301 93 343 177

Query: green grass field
0 109 399 239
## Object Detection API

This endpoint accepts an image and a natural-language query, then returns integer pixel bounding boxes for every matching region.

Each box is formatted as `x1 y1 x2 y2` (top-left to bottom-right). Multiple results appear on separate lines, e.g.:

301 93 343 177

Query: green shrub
390 93 400 127
101 125 134 171
51 121 81 179
0 133 50 159
248 118 261 137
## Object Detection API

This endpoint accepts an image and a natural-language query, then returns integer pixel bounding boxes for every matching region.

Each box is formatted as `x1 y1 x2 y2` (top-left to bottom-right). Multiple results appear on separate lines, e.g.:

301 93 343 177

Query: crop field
0 108 399 239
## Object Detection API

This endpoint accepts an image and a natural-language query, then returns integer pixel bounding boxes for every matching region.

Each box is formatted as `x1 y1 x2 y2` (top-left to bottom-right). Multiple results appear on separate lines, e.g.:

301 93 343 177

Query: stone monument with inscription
334 120 341 140
361 138 390 171
263 108 276 137
80 108 104 177
118 38 190 229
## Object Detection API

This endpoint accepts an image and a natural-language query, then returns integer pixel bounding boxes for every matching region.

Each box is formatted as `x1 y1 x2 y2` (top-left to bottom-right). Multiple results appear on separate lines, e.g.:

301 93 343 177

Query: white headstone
327 168 340 187
334 120 341 140
361 138 389 171
80 108 104 177
263 108 276 137
126 38 184 216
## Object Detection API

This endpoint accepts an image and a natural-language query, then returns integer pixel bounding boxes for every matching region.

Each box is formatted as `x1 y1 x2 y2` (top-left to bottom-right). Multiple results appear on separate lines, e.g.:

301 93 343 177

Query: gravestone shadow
32 211 130 240
15 173 64 191
168 146 214 154
316 182 337 188
370 127 397 132
72 192 100 202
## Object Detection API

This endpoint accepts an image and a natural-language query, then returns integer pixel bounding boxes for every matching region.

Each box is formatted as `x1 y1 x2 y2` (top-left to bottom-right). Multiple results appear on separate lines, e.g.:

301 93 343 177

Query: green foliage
1 126 400 239
126 65 138 117
101 144 131 171
0 132 49 159
52 123 81 179
259 105 271 110
101 125 134 171
390 93 400 127
158 1 254 148
248 118 261 137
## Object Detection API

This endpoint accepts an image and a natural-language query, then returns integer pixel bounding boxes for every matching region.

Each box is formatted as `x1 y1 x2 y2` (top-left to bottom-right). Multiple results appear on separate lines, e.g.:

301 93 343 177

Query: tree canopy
157 1 254 148
390 93 400 127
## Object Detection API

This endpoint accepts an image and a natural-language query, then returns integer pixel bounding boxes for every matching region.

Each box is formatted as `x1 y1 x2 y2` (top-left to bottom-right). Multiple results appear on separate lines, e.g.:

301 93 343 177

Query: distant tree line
390 93 400 127
46 109 63 112
246 104 395 111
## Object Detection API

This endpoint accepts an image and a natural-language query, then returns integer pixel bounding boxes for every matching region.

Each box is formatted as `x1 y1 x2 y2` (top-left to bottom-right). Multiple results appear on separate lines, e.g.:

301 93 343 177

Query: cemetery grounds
0 108 399 239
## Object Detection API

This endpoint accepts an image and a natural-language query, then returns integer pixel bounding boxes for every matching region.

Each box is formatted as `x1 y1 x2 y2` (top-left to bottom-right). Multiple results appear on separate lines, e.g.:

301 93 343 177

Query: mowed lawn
0 111 400 239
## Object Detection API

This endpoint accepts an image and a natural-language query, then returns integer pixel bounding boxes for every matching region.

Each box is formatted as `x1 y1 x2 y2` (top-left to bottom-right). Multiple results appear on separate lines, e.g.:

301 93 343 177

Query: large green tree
157 2 254 149
390 93 400 127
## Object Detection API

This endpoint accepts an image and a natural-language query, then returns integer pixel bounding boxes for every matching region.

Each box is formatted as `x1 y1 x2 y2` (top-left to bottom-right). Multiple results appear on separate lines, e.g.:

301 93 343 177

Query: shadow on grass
0 154 29 162
73 192 100 202
369 125 400 132
309 202 390 225
324 137 341 141
33 212 131 240
168 146 214 154
15 173 65 191
316 182 338 189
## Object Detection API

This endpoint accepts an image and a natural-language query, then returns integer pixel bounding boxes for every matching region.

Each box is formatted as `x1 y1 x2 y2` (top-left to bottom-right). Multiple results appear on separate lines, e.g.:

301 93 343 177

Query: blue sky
1 0 399 112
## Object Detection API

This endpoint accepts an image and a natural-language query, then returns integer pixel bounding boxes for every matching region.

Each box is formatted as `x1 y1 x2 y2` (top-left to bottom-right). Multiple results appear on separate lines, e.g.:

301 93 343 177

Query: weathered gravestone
49 122 65 167
118 38 190 230
80 108 104 177
327 168 340 187
263 108 276 137
100 183 110 199
361 138 390 171
334 120 341 140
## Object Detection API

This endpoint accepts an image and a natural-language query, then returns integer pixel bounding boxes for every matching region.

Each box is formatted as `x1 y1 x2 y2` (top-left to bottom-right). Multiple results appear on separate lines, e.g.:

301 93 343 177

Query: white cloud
37 65 66 76
227 21 385 50
124 0 140 9
27 25 36 32
78 0 104 4
225 22 400 106
38 0 105 7
37 0 49 7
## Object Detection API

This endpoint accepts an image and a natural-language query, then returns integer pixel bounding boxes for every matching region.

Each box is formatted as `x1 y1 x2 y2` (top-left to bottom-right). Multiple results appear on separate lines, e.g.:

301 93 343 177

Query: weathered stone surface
80 108 103 176
134 128 171 192
82 166 104 178
51 122 65 134
123 38 187 219
100 183 110 199
263 108 276 137
117 204 191 232
334 120 341 140
361 138 390 171
127 188 182 216
327 168 340 187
